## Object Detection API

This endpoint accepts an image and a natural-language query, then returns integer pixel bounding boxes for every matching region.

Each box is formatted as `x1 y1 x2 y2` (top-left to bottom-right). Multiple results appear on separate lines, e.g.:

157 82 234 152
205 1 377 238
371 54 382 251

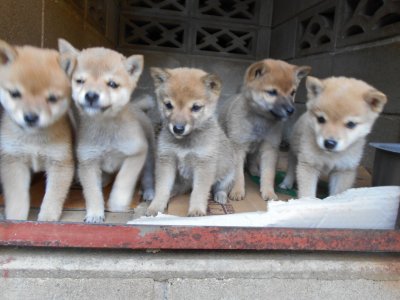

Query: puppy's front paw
229 186 245 201
37 212 60 222
214 191 227 205
145 203 164 217
261 188 278 201
142 188 155 202
84 214 105 223
187 208 206 217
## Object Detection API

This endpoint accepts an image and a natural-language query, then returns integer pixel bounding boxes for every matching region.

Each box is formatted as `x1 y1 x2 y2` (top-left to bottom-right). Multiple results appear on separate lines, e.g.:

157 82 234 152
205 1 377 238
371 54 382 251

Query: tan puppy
146 67 236 217
0 40 75 221
58 39 155 223
280 76 387 198
219 59 311 201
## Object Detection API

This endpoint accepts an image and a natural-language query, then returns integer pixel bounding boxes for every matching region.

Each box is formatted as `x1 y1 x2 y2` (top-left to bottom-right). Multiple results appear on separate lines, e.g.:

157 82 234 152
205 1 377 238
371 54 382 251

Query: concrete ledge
1 248 400 281
1 248 400 299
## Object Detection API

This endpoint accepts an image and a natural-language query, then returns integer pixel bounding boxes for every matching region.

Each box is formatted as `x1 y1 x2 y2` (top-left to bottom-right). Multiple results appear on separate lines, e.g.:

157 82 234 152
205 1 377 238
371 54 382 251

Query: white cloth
128 186 400 229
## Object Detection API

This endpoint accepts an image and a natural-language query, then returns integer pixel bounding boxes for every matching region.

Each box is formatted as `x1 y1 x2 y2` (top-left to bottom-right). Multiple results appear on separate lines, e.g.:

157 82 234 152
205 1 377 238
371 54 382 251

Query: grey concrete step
0 248 399 299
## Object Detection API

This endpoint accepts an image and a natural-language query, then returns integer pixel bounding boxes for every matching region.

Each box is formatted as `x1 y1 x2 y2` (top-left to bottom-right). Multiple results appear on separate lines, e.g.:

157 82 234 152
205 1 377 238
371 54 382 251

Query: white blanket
128 186 400 229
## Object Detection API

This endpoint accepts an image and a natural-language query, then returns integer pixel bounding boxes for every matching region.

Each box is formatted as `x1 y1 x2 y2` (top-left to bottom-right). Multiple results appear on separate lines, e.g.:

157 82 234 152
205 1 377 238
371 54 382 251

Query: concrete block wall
1 0 398 170
0 0 114 51
270 0 400 170
118 0 274 101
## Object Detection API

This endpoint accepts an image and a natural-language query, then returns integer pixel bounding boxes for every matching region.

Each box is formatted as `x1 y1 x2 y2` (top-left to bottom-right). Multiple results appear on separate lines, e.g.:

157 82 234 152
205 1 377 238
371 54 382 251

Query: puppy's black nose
285 105 295 115
324 139 337 150
24 113 39 126
85 91 99 105
173 124 185 135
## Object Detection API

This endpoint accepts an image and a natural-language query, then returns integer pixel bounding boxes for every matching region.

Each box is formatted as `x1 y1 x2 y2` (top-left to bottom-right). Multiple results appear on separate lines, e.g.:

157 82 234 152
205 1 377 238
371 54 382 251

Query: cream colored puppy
280 76 387 198
0 40 75 221
59 39 155 223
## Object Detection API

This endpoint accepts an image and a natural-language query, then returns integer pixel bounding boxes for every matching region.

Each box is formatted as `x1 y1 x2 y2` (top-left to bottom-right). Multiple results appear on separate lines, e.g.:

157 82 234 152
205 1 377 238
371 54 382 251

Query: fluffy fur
219 59 311 201
146 67 236 217
0 40 75 221
280 76 387 198
58 39 155 223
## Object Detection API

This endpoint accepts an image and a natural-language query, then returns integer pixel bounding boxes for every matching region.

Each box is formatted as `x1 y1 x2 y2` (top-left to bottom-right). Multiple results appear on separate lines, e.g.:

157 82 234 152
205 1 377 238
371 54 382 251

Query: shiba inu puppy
146 67 235 217
58 39 155 223
0 40 75 221
280 76 387 198
219 59 311 201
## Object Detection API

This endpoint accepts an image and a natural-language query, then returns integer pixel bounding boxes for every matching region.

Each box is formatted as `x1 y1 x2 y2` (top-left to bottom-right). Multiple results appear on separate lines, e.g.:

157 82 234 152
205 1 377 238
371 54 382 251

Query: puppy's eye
165 102 173 110
191 104 203 112
75 79 85 84
9 90 21 99
345 121 357 129
266 89 278 97
317 116 326 124
291 90 296 97
47 94 58 103
107 80 119 89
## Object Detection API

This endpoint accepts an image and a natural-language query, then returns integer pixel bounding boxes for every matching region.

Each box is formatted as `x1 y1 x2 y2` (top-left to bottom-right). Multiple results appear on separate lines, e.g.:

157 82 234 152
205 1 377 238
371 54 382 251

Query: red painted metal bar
0 221 399 252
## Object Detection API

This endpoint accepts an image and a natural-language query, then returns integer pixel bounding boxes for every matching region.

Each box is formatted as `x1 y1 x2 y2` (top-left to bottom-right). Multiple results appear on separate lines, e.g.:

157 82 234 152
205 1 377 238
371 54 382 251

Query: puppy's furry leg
247 151 260 177
38 161 74 222
146 158 177 216
296 161 320 198
188 164 215 216
260 142 279 201
213 171 234 205
1 158 31 220
279 151 297 190
108 148 147 212
79 161 105 223
329 169 356 196
140 145 155 202
229 150 246 201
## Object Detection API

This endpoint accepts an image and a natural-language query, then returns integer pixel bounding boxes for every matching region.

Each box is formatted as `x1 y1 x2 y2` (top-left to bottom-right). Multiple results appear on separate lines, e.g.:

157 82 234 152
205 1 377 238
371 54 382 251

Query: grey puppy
219 59 311 201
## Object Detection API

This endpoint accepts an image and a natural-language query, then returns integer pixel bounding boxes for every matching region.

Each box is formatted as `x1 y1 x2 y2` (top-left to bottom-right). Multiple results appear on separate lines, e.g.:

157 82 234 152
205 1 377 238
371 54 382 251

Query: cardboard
0 151 372 223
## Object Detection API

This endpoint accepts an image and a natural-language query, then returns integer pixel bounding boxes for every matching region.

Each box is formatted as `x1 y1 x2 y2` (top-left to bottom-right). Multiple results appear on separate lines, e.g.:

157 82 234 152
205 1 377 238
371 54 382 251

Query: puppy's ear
0 40 17 66
202 73 222 96
294 65 312 81
150 67 170 88
306 76 324 99
58 38 80 56
364 89 387 113
59 53 76 77
124 54 143 82
245 61 269 82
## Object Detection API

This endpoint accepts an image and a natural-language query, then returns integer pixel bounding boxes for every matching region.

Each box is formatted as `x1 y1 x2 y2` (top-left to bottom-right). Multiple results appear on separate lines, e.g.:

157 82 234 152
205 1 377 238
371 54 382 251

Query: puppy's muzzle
173 124 185 135
324 139 337 150
270 102 295 120
85 91 100 106
24 112 39 127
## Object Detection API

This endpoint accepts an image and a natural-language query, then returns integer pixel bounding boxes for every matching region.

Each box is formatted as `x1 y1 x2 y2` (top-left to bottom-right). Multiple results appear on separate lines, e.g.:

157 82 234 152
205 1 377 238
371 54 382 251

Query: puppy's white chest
177 158 193 179
101 154 125 173
30 156 45 172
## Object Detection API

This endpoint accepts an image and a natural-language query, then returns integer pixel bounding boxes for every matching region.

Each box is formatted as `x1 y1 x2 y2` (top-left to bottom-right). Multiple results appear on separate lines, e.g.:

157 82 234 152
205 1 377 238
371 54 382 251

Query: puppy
58 39 155 223
280 76 387 198
0 40 75 221
219 59 311 201
146 67 235 217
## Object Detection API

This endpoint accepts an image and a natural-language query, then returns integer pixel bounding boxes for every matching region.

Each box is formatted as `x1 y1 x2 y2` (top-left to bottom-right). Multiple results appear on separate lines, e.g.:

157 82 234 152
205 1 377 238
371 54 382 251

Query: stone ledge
0 248 399 281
